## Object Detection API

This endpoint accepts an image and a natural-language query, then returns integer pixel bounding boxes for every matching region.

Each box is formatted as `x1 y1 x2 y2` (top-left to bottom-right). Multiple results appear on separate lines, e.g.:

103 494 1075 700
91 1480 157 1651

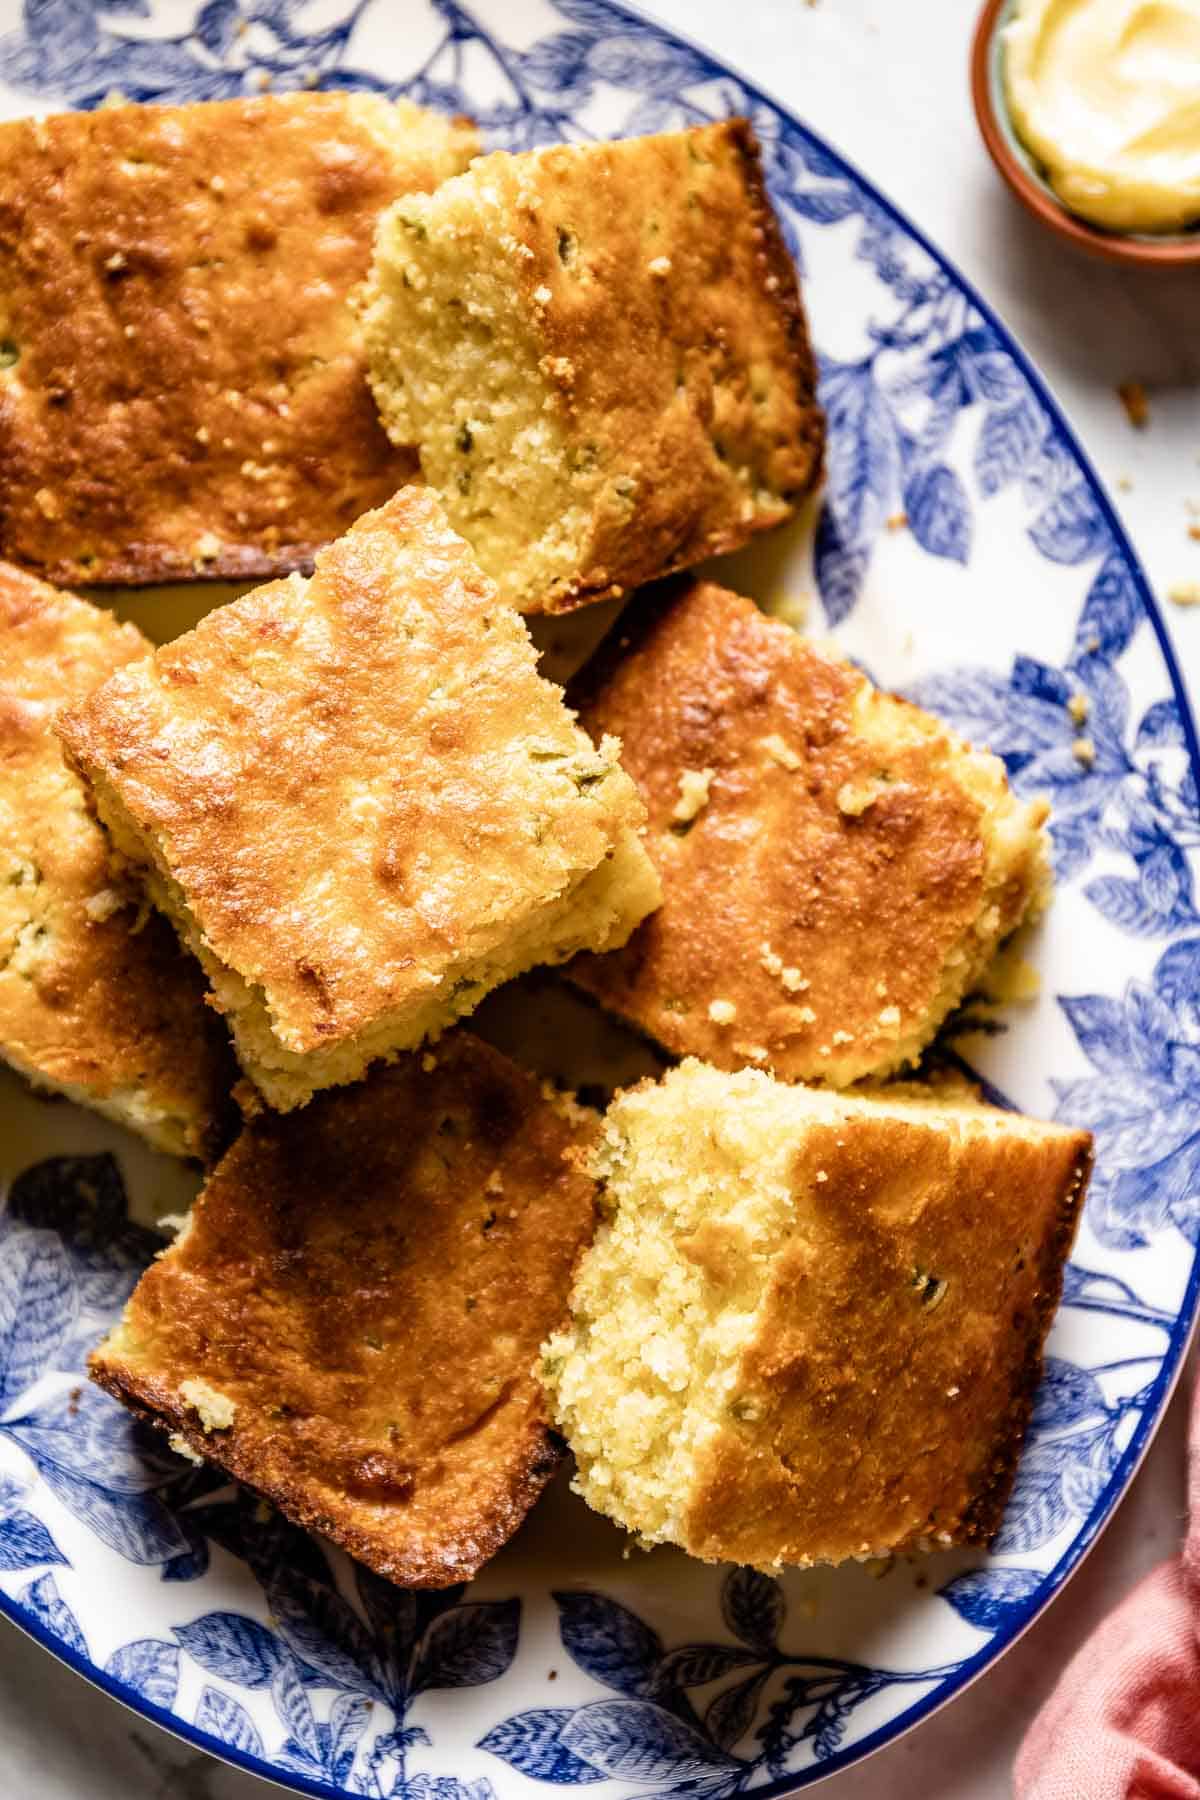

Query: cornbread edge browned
567 579 1050 1085
58 489 661 1109
91 1033 599 1586
541 1062 1091 1570
0 559 234 1158
365 119 824 613
0 93 478 587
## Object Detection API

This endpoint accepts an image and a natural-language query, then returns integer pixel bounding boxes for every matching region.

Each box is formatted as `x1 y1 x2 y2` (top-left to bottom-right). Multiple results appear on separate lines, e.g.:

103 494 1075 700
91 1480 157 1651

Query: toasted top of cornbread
0 93 477 587
0 561 231 1158
568 581 1049 1085
541 1060 1091 1569
59 488 653 1062
365 119 824 613
91 1032 599 1587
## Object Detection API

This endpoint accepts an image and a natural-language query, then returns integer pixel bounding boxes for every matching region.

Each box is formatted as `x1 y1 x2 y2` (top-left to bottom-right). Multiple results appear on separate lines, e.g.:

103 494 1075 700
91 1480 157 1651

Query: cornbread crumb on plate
541 1060 1091 1569
568 580 1050 1086
1116 380 1149 430
59 488 661 1112
92 1033 599 1587
364 119 824 613
0 92 477 588
0 561 232 1159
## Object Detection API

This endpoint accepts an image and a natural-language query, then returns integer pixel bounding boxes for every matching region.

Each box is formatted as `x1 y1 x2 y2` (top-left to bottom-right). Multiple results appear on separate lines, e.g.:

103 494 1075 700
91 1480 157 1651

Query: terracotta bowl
972 0 1200 268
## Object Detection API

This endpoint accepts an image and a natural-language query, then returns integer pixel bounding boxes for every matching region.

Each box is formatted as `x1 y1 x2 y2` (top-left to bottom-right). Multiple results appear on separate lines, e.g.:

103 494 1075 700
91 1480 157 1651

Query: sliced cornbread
0 92 478 587
568 581 1049 1085
92 1033 599 1587
541 1060 1091 1569
0 561 232 1158
59 488 661 1111
364 119 823 613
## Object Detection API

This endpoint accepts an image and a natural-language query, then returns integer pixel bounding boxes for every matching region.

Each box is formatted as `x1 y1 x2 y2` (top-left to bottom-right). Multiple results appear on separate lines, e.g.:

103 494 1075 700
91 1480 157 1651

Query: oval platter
0 2 1198 1795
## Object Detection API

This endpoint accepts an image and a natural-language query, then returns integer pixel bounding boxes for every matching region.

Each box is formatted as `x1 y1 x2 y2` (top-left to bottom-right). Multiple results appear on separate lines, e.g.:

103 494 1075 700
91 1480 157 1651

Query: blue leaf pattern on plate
1055 938 1200 1247
268 1572 390 1701
329 1693 374 1787
411 1599 520 1693
902 463 971 563
938 1569 1044 1633
20 1571 86 1657
558 1699 743 1782
704 1670 770 1753
272 1655 322 1763
0 1504 66 1571
554 1590 664 1696
476 1709 606 1784
720 1567 784 1653
175 1612 290 1689
105 1638 181 1710
196 1684 266 1758
0 1473 67 1571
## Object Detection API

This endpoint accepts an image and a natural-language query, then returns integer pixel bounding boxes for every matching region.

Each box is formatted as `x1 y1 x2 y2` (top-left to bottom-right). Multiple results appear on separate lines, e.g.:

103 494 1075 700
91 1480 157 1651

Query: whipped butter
1004 0 1200 232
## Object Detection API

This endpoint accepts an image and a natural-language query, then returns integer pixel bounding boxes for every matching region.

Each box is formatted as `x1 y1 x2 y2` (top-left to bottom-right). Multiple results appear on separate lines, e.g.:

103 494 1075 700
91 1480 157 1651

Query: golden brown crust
568 580 1045 1084
58 488 655 1102
91 1032 599 1587
958 1125 1087 1544
682 1106 1092 1566
526 117 823 611
0 560 233 1158
367 118 824 613
0 94 477 587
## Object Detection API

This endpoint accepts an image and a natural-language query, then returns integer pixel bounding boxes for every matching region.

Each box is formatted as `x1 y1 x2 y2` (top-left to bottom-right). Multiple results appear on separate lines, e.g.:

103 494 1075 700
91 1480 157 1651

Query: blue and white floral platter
0 1 1197 1794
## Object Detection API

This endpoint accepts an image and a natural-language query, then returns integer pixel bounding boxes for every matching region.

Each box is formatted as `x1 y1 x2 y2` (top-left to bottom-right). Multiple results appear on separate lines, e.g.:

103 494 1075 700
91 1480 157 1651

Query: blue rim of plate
0 2 1197 1792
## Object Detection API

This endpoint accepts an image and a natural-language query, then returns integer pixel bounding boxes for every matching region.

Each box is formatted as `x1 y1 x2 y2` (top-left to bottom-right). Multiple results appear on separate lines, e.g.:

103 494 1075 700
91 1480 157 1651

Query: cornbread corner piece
364 118 824 613
0 92 479 588
0 561 233 1159
58 487 661 1112
541 1061 1092 1570
91 1032 599 1588
568 580 1050 1086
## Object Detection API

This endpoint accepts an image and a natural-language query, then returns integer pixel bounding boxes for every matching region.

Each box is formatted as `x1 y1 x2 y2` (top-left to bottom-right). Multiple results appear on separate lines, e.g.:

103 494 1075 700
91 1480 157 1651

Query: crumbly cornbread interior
364 123 822 612
0 756 206 1157
90 760 659 1112
367 176 590 605
0 563 230 1157
541 1060 1084 1561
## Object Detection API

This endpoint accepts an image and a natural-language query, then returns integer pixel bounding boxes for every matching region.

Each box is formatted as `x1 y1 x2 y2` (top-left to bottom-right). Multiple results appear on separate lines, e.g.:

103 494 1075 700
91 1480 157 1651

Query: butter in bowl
972 0 1200 265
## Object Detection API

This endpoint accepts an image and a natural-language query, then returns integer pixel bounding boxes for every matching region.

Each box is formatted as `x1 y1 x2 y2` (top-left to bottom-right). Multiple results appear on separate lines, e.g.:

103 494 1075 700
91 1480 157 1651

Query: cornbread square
541 1061 1091 1569
0 92 478 587
0 561 231 1158
364 119 823 613
568 581 1050 1086
91 1033 599 1587
59 488 661 1111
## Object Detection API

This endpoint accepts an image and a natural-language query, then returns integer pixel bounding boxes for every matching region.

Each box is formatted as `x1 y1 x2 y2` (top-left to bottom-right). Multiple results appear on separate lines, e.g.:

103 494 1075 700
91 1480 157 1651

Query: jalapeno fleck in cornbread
0 561 232 1158
0 92 478 588
541 1060 1090 1570
568 581 1050 1085
364 119 823 613
92 1033 599 1587
59 488 661 1111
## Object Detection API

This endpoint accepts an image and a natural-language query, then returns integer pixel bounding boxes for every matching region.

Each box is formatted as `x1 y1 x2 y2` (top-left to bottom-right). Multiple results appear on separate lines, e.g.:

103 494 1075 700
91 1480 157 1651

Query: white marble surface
3 1 1199 1795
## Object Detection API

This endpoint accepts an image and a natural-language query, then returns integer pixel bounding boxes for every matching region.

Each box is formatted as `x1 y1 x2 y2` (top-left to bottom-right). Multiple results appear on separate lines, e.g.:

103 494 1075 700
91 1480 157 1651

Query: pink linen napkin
1015 1373 1200 1800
